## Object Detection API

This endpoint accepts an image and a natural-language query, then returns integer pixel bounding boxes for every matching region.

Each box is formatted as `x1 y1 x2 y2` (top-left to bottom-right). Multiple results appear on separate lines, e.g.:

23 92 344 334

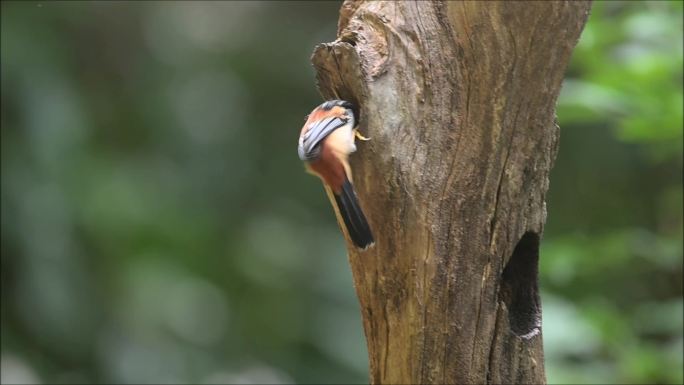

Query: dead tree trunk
311 1 590 384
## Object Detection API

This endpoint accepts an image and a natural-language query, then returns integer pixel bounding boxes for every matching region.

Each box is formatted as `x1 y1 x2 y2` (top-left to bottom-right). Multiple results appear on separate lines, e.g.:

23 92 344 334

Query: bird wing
298 116 348 161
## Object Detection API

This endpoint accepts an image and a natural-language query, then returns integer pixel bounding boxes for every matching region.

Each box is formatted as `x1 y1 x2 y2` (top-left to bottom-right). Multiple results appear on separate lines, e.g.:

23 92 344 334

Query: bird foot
354 129 371 141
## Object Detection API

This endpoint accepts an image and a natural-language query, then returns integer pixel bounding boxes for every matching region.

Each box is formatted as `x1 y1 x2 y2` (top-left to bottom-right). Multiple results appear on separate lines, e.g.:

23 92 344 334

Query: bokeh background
1 1 681 384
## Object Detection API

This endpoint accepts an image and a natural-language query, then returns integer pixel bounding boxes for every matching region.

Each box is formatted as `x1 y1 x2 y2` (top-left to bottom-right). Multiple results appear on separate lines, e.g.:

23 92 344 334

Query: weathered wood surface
311 1 590 383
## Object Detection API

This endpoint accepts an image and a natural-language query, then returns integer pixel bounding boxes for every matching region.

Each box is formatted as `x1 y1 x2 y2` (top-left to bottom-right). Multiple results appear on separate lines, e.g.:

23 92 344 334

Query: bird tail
331 179 374 249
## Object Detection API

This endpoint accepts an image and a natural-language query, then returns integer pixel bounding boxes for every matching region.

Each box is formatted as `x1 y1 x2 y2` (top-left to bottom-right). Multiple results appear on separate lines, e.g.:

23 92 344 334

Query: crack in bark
486 302 501 384
469 260 490 373
419 226 432 383
382 299 390 382
440 215 457 385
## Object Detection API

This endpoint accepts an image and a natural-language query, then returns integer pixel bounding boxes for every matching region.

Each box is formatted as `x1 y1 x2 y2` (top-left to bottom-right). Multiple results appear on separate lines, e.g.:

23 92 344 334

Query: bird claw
354 129 371 141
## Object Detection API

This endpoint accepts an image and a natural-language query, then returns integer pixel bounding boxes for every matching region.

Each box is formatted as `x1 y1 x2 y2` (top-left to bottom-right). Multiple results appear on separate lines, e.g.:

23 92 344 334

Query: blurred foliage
545 1 683 384
0 1 681 384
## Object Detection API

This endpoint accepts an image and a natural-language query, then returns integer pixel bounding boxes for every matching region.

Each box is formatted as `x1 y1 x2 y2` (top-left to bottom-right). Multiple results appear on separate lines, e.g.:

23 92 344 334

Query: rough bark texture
311 1 590 384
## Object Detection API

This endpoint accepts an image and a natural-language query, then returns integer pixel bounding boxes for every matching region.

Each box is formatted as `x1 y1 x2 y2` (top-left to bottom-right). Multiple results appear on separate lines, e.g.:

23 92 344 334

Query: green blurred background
1 1 681 384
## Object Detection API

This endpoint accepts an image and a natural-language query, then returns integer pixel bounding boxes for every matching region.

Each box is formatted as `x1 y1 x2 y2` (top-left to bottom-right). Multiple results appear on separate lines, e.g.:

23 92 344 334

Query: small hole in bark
499 231 541 339
339 34 357 47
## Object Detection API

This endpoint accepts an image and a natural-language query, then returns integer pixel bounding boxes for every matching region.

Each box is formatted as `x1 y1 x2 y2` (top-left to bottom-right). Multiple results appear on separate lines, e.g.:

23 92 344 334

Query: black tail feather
333 179 374 249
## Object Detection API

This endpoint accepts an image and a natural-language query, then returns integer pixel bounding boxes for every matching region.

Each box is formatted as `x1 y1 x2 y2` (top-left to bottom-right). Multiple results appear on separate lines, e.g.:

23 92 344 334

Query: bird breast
324 121 356 156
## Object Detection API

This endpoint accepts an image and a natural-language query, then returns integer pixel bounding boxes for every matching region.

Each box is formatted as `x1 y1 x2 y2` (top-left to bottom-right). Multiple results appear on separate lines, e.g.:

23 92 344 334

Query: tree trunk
311 1 590 384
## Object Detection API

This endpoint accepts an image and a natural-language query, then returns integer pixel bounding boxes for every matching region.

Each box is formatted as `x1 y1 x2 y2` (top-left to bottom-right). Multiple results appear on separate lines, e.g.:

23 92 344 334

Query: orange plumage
297 100 374 249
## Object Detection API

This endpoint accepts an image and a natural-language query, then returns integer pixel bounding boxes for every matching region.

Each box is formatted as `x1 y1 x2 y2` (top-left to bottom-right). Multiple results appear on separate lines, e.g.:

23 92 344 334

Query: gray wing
298 116 348 161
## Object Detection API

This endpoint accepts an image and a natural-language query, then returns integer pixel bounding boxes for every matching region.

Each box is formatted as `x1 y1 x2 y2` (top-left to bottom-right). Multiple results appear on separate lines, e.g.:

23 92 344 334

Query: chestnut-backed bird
298 100 374 249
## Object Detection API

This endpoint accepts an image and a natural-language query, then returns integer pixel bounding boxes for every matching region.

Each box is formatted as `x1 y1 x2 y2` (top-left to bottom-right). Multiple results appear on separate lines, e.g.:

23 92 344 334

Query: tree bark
311 1 590 384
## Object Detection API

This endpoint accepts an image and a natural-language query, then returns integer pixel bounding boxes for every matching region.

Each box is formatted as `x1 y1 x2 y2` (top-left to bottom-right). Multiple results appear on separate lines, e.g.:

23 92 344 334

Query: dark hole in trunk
499 231 541 339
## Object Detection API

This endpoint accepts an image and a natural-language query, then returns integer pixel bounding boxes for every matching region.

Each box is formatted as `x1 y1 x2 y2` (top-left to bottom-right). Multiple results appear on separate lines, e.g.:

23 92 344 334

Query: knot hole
499 231 541 339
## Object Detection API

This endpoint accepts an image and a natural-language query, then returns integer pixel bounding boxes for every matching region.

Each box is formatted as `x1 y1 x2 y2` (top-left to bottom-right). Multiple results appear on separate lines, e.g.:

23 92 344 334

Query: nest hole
499 231 541 339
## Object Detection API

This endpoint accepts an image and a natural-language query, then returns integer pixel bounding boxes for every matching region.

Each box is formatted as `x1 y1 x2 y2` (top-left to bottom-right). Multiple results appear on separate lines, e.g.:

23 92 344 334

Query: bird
298 100 374 249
